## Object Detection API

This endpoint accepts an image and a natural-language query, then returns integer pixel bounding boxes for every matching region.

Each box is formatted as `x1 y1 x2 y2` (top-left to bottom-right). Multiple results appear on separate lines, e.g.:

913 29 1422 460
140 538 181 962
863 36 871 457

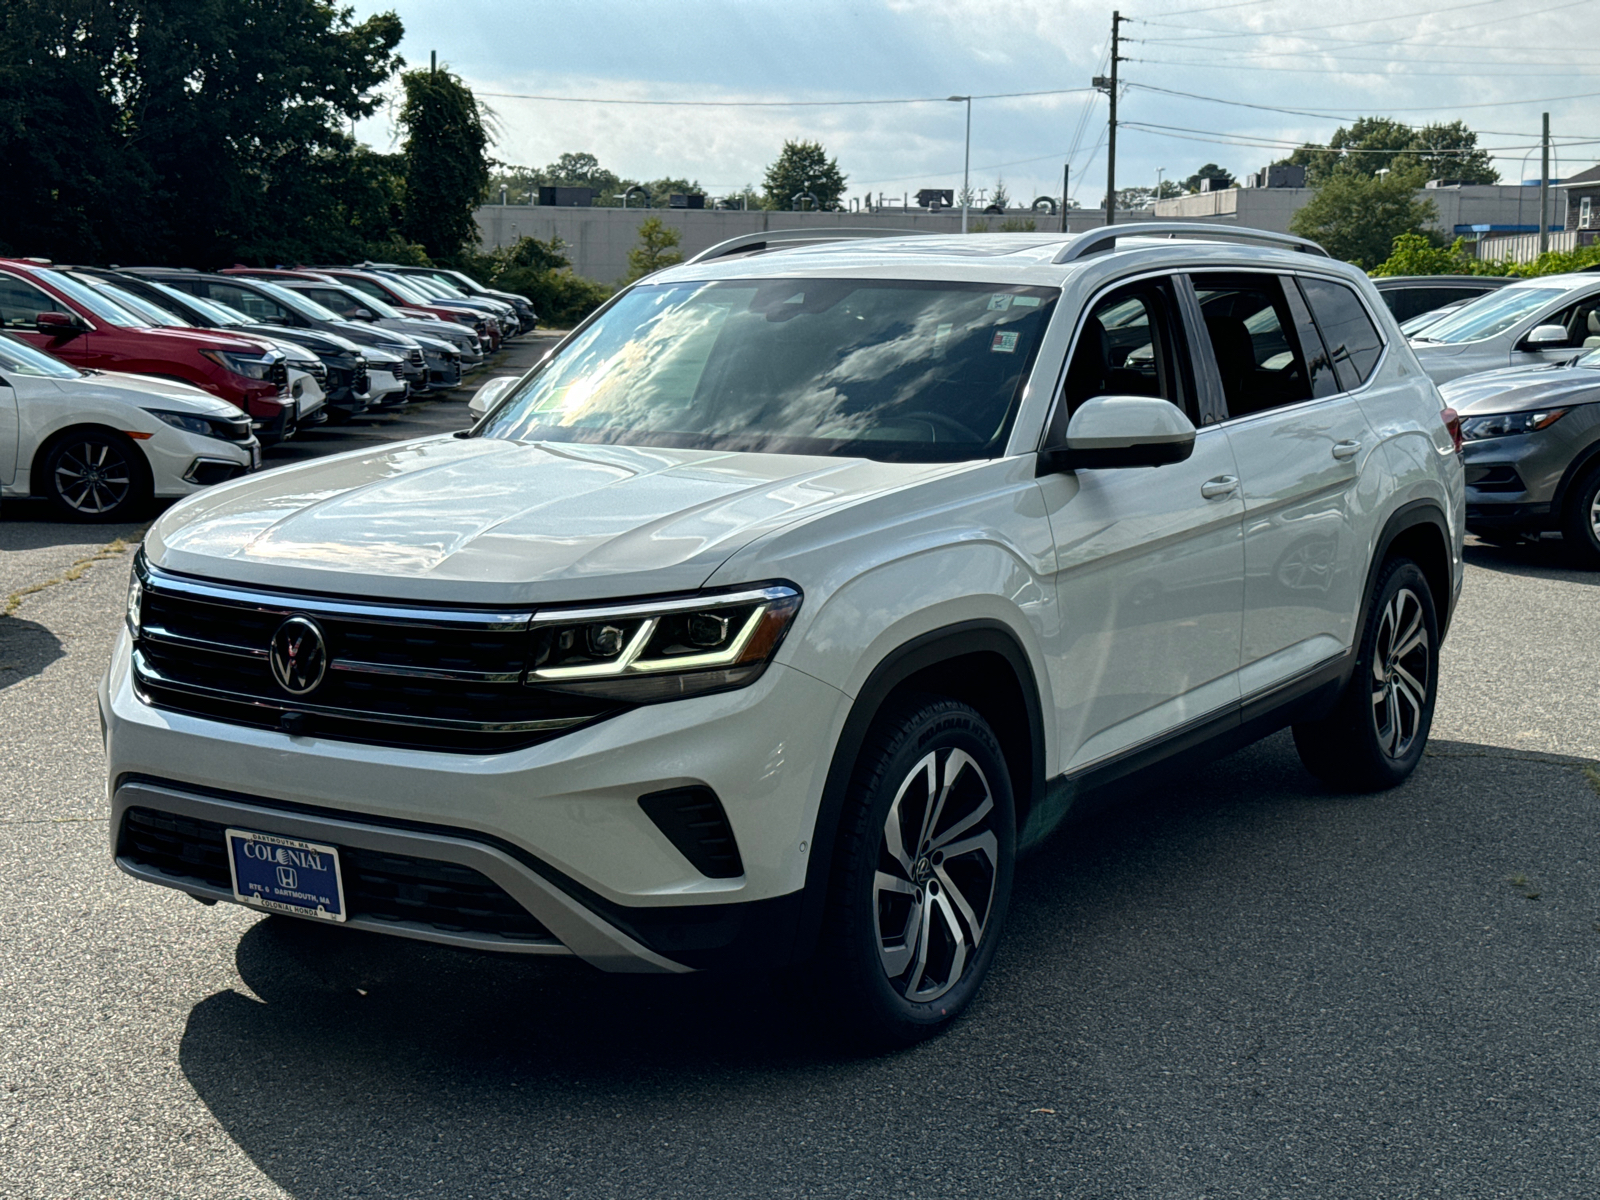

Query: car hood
53 371 243 417
127 325 280 355
241 323 363 356
146 435 960 604
1440 364 1600 413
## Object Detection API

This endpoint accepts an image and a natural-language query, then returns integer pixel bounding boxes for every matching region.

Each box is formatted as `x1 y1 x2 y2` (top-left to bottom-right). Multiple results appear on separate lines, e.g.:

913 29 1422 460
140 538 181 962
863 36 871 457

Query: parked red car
295 268 502 352
0 258 295 442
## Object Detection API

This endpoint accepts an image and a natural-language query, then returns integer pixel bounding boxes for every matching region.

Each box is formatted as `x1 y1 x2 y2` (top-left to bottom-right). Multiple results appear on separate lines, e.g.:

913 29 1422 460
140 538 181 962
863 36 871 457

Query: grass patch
3 536 135 617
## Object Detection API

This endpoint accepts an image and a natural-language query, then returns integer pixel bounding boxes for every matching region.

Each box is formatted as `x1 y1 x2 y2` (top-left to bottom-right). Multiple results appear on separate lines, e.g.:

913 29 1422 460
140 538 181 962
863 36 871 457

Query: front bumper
102 627 848 972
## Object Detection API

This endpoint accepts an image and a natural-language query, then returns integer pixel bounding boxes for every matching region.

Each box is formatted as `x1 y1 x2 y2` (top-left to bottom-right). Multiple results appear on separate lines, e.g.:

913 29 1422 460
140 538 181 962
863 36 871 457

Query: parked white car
104 225 1463 1044
0 334 257 521
1410 272 1600 385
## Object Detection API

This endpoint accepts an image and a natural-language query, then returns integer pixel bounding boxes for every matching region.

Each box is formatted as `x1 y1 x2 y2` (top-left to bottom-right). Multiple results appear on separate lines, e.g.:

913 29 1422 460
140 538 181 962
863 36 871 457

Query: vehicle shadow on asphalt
172 730 1600 1198
1463 536 1600 585
0 614 65 691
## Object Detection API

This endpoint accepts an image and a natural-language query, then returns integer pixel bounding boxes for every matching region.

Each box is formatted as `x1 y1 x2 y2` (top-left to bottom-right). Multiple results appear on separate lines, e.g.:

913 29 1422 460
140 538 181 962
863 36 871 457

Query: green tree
626 216 684 281
1406 121 1499 185
1183 162 1235 193
398 65 492 262
1280 116 1499 186
990 178 1010 209
461 234 612 326
1290 167 1437 270
762 140 846 210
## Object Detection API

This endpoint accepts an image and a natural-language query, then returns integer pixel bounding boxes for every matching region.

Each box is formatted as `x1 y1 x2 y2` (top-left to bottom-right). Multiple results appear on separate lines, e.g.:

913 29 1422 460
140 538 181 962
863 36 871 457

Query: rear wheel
1293 558 1438 791
1559 463 1600 569
816 695 1015 1047
42 429 150 522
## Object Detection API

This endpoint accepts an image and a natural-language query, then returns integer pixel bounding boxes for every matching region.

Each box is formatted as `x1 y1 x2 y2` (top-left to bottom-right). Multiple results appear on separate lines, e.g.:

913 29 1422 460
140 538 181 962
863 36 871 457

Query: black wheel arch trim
792 619 1047 967
1358 498 1456 645
1549 435 1600 521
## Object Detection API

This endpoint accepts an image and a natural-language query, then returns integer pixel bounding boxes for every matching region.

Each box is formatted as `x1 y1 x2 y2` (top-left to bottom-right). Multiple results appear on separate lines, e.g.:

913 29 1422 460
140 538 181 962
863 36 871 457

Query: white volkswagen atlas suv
103 224 1465 1044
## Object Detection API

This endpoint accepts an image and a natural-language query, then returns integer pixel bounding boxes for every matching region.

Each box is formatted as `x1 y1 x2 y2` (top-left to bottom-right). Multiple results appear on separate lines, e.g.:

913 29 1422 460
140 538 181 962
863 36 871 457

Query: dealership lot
4 354 1600 1195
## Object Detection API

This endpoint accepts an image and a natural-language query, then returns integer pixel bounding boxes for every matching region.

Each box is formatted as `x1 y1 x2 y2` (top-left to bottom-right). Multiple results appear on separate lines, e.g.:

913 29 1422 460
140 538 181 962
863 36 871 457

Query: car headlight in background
1459 409 1570 441
200 349 279 380
524 585 802 702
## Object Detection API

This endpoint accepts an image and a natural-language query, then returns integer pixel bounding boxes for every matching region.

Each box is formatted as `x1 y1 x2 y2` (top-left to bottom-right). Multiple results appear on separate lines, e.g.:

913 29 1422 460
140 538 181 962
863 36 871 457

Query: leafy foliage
990 178 1010 210
762 140 847 210
0 0 406 264
486 152 704 208
1280 117 1498 186
1290 167 1438 270
626 217 685 282
1371 231 1600 279
458 235 612 327
398 66 492 262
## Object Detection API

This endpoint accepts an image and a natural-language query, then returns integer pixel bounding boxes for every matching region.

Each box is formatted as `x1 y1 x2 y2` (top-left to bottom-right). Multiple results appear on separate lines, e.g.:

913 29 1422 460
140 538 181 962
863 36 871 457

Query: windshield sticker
991 330 1020 354
1011 295 1041 307
987 294 1014 312
934 322 954 351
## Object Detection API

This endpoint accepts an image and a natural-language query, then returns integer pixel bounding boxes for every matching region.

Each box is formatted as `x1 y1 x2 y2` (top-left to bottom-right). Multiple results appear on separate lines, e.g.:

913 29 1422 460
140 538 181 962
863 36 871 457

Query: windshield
323 285 404 319
480 278 1058 462
0 333 81 378
367 274 431 305
1399 305 1459 336
416 274 468 297
440 269 482 295
146 279 244 327
1577 348 1600 369
1418 286 1569 344
254 280 342 322
82 279 186 327
35 268 145 325
392 275 447 299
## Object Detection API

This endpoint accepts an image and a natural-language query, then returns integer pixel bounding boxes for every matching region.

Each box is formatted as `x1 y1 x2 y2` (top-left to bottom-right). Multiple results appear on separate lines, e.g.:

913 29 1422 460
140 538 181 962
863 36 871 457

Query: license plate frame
225 828 346 922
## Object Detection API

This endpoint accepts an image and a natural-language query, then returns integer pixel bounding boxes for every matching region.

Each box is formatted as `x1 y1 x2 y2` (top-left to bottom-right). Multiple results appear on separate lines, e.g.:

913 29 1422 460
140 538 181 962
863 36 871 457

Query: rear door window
0 274 61 329
1298 277 1386 389
1191 273 1315 419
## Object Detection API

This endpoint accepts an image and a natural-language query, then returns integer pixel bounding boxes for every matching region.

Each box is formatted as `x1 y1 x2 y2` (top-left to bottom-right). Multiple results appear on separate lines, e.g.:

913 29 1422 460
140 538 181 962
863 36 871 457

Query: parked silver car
1410 273 1600 384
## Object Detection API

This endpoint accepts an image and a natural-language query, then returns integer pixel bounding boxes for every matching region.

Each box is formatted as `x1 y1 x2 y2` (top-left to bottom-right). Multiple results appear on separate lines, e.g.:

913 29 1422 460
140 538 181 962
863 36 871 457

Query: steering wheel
896 411 986 443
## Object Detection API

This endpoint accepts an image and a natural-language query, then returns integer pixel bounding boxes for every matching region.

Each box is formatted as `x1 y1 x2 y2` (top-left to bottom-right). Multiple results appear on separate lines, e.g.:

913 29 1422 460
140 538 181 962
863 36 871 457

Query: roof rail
1053 222 1329 263
684 226 935 266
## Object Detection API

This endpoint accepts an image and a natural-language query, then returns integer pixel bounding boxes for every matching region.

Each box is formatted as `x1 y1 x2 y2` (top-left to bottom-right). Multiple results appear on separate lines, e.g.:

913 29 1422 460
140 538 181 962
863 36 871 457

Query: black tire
1293 557 1438 791
815 695 1015 1048
1560 463 1600 569
41 429 151 522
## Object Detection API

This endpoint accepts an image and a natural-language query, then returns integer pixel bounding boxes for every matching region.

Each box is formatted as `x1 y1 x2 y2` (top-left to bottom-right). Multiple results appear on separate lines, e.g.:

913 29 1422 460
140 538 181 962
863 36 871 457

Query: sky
349 0 1600 207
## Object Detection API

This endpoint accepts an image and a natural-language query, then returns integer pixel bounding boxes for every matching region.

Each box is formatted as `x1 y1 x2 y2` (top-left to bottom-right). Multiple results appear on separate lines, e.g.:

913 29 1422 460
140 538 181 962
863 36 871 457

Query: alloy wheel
1589 489 1600 542
54 439 133 515
873 747 1000 1003
1371 586 1430 760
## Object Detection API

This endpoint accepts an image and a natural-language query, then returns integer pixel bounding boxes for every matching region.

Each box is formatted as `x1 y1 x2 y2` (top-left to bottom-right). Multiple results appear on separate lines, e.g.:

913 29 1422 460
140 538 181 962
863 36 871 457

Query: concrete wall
473 205 1161 284
1151 184 1565 239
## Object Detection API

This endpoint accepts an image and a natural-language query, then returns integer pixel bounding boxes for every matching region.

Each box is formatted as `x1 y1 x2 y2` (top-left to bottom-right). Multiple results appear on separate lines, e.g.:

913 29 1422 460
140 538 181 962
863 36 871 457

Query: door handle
1332 440 1362 461
1200 475 1239 500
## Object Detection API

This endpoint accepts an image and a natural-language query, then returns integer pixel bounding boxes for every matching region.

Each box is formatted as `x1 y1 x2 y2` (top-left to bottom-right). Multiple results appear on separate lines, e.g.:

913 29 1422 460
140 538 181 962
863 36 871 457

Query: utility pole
1061 164 1070 233
430 50 437 75
1092 11 1124 227
1539 112 1550 255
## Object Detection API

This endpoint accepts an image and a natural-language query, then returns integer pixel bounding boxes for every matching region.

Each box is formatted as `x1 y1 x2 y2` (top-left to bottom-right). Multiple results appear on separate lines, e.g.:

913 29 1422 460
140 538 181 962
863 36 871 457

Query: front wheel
1293 557 1438 791
816 696 1015 1047
1559 463 1600 569
42 430 150 522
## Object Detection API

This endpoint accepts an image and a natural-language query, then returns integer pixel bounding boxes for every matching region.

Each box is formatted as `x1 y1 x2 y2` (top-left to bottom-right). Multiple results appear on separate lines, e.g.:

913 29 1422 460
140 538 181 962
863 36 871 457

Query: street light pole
949 95 972 234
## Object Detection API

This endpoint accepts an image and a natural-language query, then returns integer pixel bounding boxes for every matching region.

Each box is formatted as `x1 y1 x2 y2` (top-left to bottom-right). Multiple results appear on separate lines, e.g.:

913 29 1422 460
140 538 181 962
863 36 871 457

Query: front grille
303 359 328 385
213 417 252 443
408 347 425 367
132 562 612 752
269 359 289 397
120 806 555 943
352 365 369 395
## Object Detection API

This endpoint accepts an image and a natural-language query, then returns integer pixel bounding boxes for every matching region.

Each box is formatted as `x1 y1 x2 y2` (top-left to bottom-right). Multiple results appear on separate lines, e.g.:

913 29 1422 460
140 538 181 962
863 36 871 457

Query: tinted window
1057 278 1194 429
1193 273 1314 419
483 278 1058 462
1421 286 1568 343
0 273 60 329
1534 294 1600 351
1300 277 1385 389
202 282 292 322
0 333 80 377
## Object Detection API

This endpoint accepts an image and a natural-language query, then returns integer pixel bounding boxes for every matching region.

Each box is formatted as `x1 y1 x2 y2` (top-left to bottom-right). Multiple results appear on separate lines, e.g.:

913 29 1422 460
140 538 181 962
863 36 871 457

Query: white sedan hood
147 434 955 604
60 370 242 418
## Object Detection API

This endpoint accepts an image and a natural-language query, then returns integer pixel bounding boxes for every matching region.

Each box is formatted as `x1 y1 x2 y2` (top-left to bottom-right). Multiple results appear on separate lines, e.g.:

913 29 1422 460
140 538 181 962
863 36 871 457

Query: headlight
524 585 802 702
200 349 278 380
148 409 232 440
1459 409 1570 440
125 566 143 637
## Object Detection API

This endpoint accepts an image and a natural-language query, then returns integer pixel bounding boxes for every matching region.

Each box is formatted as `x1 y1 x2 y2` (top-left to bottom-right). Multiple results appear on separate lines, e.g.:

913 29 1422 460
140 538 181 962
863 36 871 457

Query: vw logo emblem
269 616 327 696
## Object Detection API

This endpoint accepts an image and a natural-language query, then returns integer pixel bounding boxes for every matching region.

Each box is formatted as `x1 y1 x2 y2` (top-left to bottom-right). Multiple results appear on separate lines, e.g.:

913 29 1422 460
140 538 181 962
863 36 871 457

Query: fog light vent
638 787 744 879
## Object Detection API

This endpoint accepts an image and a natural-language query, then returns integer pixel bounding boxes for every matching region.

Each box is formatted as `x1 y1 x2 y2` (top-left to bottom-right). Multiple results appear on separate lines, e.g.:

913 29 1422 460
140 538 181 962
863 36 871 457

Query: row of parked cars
0 258 536 520
1377 269 1600 563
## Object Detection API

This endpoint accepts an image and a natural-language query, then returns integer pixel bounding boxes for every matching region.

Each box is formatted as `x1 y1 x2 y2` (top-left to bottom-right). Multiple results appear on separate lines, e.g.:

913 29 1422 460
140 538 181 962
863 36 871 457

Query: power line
1122 119 1600 155
1135 0 1592 44
1128 81 1600 119
1133 0 1511 36
476 86 1095 108
1133 57 1600 76
1145 0 1281 15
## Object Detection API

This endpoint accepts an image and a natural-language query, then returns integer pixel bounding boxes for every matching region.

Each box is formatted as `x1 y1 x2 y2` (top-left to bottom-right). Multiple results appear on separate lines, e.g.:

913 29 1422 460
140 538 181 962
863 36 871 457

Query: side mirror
468 374 518 420
1038 394 1197 474
35 311 84 339
353 308 375 321
1523 323 1568 348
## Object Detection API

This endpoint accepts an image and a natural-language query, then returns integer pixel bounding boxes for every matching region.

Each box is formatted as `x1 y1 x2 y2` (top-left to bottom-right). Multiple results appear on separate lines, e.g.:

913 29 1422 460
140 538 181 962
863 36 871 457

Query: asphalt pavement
4 379 1600 1197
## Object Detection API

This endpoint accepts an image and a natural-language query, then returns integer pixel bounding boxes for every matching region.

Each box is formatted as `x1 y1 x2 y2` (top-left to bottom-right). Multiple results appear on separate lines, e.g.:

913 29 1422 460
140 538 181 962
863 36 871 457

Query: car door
1190 270 1377 697
1510 287 1600 367
0 368 18 487
0 271 92 367
1038 274 1246 773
